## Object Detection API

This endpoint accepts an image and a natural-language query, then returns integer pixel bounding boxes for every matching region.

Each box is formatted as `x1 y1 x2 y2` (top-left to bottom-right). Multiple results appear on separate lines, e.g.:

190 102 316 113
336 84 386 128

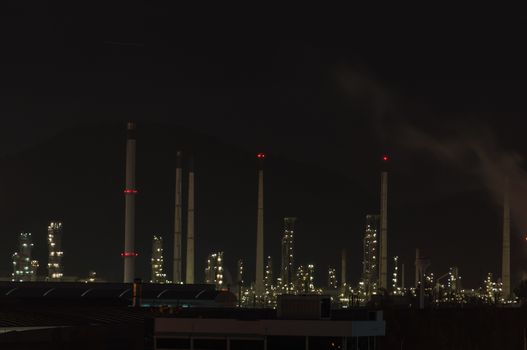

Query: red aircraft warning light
121 252 139 257
123 189 138 194
382 155 389 161
257 153 266 159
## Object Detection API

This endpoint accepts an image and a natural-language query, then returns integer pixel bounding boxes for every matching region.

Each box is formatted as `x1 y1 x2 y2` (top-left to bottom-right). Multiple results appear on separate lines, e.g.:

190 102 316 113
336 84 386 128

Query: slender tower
341 248 347 288
401 263 405 290
379 164 388 290
502 177 510 299
414 248 420 288
173 151 183 283
123 122 137 283
255 153 265 297
186 156 195 284
281 217 296 292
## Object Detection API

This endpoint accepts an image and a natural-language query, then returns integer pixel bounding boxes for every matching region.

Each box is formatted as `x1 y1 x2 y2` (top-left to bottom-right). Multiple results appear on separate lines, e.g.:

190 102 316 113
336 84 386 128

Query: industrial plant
5 122 520 309
2 122 523 349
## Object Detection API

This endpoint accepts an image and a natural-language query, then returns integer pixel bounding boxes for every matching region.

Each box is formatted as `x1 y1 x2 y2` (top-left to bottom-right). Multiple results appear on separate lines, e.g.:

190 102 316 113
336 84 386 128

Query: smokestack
401 263 405 289
341 248 347 288
173 151 183 283
255 153 265 297
415 248 420 287
185 157 195 284
502 178 511 299
379 171 388 290
123 122 137 283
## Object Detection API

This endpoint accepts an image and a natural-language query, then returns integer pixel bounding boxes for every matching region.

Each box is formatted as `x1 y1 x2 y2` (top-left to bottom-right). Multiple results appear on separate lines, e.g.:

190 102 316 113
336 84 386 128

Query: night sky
2 6 527 288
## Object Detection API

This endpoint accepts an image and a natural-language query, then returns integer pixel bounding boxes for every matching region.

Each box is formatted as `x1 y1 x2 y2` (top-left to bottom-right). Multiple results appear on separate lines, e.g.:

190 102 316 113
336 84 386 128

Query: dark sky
2 6 527 287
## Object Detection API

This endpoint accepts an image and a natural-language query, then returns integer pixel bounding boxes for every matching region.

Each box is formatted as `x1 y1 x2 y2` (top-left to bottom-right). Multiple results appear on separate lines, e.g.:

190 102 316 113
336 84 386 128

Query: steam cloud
338 65 527 233
400 124 527 234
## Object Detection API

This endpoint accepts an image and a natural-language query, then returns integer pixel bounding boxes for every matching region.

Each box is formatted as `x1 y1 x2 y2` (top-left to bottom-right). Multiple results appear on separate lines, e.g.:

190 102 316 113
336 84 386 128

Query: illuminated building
328 267 337 290
205 252 224 289
236 259 245 306
295 264 316 294
11 232 37 282
263 256 275 306
264 256 273 292
47 221 63 281
30 260 39 281
481 272 501 304
295 265 307 293
391 256 403 295
237 259 244 287
280 217 296 293
151 236 167 284
307 264 315 293
361 215 379 299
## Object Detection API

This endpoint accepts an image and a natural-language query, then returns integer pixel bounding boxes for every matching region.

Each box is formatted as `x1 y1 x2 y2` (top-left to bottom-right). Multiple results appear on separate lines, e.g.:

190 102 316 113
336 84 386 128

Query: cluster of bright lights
80 271 98 283
11 233 38 282
360 215 379 302
263 256 277 307
328 267 338 289
150 236 167 283
47 222 63 281
391 256 404 296
205 252 224 289
280 220 295 294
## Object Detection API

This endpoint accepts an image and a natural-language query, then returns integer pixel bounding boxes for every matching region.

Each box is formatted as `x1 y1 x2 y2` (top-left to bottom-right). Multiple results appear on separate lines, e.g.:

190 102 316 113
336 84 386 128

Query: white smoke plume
400 123 527 234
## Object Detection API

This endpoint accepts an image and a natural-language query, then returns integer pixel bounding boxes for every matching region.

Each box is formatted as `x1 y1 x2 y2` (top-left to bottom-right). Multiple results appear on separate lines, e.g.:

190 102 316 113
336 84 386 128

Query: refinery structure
6 123 522 310
12 233 38 282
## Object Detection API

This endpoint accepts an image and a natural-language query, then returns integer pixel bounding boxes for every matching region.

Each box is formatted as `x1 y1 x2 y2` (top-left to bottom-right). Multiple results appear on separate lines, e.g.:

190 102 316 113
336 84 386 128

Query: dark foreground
382 307 526 350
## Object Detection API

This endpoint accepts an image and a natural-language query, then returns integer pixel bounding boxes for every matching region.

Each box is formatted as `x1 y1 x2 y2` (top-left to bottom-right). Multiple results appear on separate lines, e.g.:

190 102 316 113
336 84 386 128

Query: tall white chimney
123 122 137 283
502 177 511 299
173 151 183 283
341 248 347 288
379 171 388 290
255 153 265 297
185 157 195 284
415 248 420 287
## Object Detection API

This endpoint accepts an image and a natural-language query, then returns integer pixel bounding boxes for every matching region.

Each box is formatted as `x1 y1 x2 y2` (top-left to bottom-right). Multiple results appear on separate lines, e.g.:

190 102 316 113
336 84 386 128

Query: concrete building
153 296 385 350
